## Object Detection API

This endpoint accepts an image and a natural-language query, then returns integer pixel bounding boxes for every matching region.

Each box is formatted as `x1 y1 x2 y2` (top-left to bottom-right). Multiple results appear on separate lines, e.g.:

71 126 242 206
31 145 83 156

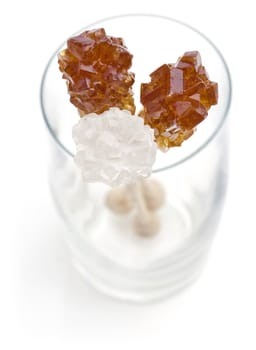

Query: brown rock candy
58 28 135 115
140 51 218 150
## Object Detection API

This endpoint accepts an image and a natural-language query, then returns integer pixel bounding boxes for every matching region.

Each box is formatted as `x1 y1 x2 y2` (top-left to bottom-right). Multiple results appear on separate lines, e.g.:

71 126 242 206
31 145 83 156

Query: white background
1 0 256 349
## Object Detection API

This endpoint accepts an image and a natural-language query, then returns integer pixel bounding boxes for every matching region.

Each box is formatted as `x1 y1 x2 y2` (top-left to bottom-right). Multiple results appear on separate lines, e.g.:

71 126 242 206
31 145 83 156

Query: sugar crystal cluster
72 108 156 187
58 28 219 187
58 28 135 115
140 51 218 150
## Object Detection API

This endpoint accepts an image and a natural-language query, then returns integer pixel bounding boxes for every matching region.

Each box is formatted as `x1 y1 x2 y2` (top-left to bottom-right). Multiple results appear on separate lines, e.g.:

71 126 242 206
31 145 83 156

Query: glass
40 14 232 302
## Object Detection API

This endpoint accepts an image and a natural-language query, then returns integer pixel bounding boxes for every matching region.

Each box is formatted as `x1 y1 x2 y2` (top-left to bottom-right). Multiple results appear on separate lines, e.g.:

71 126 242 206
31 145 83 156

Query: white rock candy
72 108 157 187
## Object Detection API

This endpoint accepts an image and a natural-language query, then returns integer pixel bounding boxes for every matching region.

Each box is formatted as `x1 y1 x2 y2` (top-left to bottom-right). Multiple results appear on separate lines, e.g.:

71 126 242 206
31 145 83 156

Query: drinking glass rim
40 13 232 172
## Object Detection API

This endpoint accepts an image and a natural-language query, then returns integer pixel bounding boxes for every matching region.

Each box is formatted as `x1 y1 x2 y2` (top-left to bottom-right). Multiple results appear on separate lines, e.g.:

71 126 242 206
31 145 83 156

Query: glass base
49 171 218 302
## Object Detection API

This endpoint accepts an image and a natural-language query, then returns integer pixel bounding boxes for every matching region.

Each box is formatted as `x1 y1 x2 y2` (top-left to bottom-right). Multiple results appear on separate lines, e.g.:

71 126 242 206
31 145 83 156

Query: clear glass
40 14 232 302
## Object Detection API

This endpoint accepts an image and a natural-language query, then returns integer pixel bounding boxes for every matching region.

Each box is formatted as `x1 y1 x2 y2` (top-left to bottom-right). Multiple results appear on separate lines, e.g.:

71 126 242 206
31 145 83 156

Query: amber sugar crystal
140 51 218 150
58 28 135 115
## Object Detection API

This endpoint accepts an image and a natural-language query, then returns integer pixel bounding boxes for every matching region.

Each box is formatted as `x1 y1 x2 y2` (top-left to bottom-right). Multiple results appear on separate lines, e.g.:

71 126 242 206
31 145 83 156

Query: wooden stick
129 178 160 237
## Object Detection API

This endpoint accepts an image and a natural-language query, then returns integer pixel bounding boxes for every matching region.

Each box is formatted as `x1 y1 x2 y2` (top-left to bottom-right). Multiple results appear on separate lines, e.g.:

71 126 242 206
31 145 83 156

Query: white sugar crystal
72 108 157 187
